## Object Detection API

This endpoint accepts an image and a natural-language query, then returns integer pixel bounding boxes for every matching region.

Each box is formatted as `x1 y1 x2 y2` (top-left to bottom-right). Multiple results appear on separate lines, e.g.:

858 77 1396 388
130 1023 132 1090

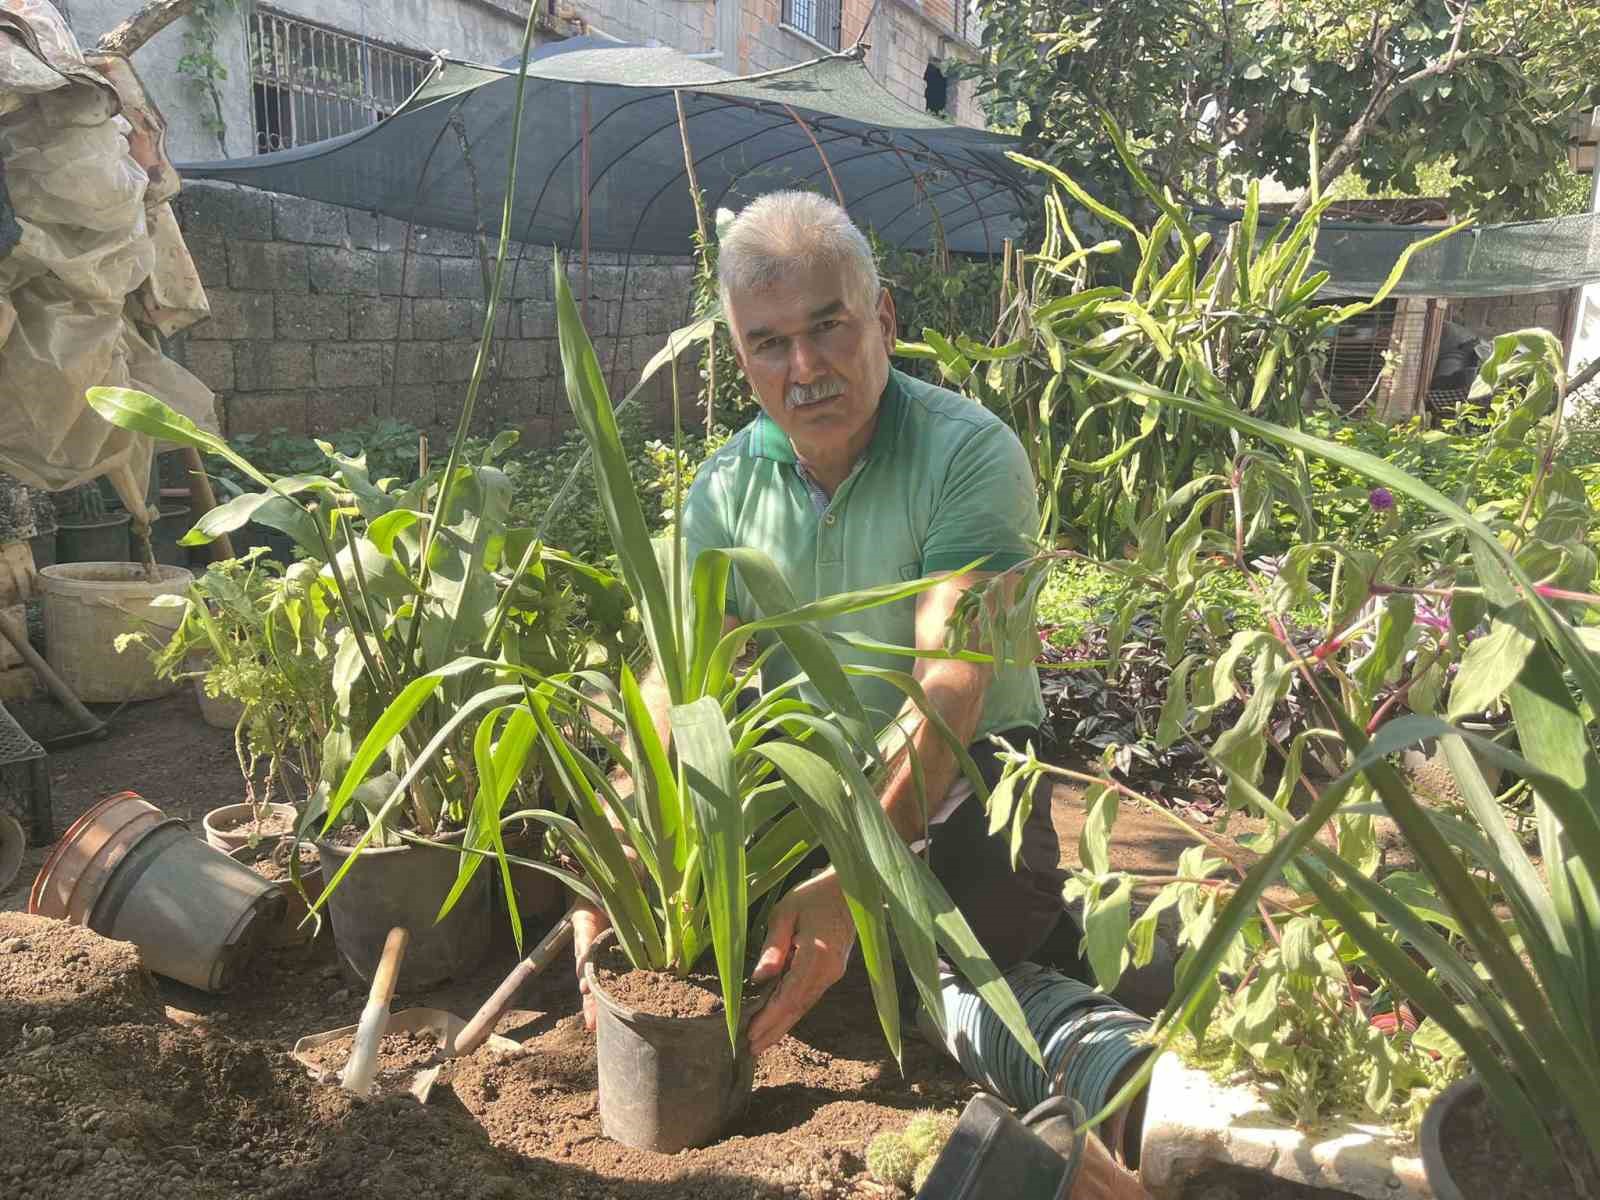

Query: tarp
177 41 1027 257
1194 205 1600 299
0 0 217 518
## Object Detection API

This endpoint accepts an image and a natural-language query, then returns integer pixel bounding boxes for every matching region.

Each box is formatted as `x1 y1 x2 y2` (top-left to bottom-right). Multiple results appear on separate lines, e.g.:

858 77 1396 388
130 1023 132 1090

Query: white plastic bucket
39 562 192 702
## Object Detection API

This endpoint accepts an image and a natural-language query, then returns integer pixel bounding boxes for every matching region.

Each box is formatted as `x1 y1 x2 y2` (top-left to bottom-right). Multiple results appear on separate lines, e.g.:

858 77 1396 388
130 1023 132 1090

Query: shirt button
823 513 837 526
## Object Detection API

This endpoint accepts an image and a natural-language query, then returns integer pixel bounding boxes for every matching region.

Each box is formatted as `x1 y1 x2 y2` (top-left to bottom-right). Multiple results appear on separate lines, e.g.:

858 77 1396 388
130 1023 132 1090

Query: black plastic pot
55 514 130 564
315 833 491 990
1420 1076 1479 1200
583 944 765 1153
916 1094 1087 1200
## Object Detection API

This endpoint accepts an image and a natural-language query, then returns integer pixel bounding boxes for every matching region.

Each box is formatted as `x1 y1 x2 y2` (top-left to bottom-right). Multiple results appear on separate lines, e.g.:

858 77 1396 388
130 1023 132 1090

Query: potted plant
121 553 334 851
303 265 1043 1152
52 481 130 564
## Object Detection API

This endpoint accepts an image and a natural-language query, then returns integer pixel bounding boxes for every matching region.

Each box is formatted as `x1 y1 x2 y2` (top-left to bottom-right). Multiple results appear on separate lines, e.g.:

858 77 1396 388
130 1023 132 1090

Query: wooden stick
453 916 573 1057
0 612 104 738
179 445 235 562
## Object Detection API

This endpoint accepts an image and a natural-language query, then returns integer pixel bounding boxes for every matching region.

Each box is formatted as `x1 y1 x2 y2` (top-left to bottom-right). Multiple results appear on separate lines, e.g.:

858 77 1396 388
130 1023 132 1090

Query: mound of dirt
0 1021 537 1200
0 913 161 1050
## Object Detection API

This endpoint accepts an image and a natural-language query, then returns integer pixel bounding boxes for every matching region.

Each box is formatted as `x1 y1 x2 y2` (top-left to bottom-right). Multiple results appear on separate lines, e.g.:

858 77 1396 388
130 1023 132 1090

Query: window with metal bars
1323 299 1399 411
248 8 430 154
781 0 843 51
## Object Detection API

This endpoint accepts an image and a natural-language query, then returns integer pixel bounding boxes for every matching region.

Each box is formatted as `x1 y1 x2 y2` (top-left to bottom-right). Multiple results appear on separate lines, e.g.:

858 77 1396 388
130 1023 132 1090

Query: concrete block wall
170 182 701 448
1452 289 1576 343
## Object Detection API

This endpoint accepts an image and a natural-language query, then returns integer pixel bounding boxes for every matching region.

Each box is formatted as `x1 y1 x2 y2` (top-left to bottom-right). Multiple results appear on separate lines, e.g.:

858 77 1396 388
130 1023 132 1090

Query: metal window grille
248 8 430 154
1323 299 1399 411
782 0 843 51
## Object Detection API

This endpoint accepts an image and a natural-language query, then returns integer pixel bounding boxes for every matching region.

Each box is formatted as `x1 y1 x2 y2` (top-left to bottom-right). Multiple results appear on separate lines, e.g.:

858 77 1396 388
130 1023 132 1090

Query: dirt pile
0 913 161 1048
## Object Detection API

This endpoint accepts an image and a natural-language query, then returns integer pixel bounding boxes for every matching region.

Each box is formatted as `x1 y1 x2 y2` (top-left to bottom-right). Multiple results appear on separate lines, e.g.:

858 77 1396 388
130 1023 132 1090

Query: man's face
726 260 897 464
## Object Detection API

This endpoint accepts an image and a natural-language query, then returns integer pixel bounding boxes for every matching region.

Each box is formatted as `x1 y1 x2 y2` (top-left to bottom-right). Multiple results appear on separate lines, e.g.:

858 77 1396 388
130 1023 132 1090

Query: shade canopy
177 39 1027 258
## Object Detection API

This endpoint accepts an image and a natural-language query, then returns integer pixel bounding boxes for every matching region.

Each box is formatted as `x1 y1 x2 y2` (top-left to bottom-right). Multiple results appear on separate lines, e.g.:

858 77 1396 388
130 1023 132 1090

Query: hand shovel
293 916 574 1103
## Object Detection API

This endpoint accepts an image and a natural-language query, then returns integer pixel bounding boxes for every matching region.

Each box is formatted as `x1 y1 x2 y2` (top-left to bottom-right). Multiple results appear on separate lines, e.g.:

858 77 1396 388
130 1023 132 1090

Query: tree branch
96 0 199 58
1290 1 1484 214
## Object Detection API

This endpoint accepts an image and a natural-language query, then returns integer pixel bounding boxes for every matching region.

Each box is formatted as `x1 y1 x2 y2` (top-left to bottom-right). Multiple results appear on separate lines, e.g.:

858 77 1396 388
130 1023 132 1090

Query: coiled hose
924 963 1152 1155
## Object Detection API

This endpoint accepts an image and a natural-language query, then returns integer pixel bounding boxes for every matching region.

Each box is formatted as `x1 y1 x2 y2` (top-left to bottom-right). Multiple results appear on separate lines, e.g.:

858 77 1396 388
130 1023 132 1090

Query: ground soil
0 912 162 1045
0 690 1357 1198
296 1029 448 1099
1438 1084 1600 1200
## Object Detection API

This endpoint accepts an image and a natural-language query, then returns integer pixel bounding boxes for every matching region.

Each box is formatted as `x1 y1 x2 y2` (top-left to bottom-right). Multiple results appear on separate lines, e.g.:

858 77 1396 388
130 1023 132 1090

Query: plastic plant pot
583 942 766 1153
55 513 131 565
29 791 285 992
202 802 298 853
315 833 492 990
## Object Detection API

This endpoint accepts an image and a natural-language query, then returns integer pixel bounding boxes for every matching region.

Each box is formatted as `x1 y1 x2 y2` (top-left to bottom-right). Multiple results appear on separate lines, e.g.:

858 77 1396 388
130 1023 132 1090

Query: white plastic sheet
0 0 216 520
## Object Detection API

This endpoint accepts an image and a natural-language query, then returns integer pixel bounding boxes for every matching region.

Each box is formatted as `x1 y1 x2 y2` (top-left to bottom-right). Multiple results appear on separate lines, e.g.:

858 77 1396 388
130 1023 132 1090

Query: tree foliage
959 0 1600 221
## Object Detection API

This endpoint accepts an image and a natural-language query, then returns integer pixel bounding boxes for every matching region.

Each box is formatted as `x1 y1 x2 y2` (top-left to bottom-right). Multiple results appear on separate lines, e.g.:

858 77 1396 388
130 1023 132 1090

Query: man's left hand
746 869 856 1056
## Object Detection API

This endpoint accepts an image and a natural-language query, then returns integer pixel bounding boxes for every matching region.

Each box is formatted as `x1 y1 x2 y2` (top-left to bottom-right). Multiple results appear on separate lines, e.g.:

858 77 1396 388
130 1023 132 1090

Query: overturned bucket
29 791 284 991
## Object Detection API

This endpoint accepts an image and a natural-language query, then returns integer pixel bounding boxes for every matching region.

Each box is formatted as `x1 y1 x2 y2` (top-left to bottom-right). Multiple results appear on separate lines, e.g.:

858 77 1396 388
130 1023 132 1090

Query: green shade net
176 41 1026 257
1194 206 1600 299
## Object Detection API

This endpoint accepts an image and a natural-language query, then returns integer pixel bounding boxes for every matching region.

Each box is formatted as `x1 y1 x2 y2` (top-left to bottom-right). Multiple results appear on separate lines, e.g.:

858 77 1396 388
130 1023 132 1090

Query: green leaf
1080 785 1116 877
553 259 685 698
671 697 746 1047
1448 607 1536 719
1084 875 1133 990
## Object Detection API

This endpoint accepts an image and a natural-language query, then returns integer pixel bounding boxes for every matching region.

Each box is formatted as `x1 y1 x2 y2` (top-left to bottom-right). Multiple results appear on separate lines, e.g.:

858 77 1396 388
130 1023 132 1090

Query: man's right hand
572 898 611 1031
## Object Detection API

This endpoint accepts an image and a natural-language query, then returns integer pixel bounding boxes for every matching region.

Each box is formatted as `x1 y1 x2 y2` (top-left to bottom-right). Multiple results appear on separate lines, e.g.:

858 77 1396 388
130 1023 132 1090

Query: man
571 188 1090 1053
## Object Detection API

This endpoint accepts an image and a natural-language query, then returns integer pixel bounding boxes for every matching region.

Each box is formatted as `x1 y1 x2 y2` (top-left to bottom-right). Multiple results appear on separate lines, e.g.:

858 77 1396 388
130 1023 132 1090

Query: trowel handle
342 927 410 1096
369 927 410 1007
454 916 574 1057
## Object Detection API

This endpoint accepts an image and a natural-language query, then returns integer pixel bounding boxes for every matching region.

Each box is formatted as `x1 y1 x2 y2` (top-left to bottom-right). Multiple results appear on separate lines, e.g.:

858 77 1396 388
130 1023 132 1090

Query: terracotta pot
202 802 297 853
30 791 283 991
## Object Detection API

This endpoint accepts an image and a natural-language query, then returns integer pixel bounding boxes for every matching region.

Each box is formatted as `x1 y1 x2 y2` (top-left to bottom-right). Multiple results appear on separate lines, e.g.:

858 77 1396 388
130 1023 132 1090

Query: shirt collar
745 370 904 466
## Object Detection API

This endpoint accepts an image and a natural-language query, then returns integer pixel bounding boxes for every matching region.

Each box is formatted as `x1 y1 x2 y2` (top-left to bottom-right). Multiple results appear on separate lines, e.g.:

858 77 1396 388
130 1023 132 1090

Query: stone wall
1452 289 1576 343
169 182 700 447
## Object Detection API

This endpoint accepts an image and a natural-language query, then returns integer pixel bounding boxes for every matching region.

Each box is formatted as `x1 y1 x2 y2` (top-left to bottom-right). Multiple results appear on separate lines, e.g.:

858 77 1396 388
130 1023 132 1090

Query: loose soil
594 945 726 1019
295 1029 447 1099
1438 1083 1600 1200
0 913 161 1046
237 841 320 886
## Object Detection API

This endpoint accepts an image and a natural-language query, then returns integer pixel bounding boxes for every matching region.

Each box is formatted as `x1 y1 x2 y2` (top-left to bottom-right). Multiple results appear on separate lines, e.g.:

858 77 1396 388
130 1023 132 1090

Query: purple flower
1368 487 1395 512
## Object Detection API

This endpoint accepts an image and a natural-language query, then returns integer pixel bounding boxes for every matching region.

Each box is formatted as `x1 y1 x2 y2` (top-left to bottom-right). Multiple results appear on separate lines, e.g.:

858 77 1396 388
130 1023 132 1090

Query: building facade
57 0 984 166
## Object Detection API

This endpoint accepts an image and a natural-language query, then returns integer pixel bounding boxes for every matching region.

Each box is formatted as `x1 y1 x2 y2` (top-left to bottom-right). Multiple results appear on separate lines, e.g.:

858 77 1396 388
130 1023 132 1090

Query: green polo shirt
681 367 1045 738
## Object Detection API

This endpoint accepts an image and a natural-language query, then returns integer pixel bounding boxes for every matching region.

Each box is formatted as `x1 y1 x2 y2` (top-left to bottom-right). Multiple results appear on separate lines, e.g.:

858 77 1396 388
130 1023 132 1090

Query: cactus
865 1131 920 1190
902 1111 956 1160
911 1153 937 1194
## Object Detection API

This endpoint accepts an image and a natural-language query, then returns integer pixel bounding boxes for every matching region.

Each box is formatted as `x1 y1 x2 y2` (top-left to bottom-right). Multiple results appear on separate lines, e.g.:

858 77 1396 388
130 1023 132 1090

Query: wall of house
568 0 985 127
1452 289 1576 344
61 0 543 163
168 182 700 446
